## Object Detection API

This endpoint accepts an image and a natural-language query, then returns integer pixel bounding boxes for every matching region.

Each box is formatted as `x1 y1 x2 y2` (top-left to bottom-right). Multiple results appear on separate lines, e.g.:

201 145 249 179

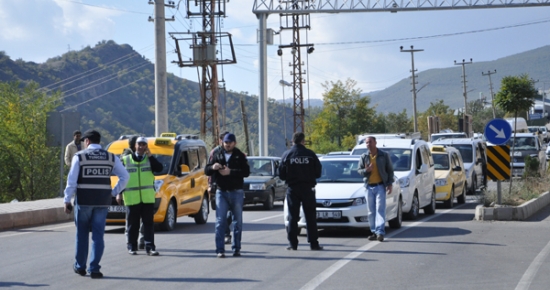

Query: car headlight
249 183 266 190
154 179 164 193
398 177 410 188
352 197 366 206
435 178 448 186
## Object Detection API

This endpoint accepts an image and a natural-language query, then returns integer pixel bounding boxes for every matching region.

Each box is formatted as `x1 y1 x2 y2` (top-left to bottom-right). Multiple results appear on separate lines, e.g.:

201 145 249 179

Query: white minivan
351 138 436 219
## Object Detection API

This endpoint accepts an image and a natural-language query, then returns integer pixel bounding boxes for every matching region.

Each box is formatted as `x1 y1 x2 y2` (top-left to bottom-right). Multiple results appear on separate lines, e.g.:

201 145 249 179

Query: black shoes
286 246 298 251
73 266 86 276
128 249 137 255
147 250 160 256
90 272 103 279
310 245 324 251
217 253 226 258
368 233 384 242
138 243 145 250
232 251 241 257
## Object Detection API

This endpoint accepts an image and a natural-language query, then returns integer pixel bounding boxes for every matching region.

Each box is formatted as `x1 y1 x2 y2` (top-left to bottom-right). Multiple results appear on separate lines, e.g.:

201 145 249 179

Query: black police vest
75 148 116 206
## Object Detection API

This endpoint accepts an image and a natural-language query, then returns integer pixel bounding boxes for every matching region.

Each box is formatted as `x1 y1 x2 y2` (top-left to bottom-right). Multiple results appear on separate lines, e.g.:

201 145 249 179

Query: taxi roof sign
160 132 177 138
155 138 173 146
431 145 446 152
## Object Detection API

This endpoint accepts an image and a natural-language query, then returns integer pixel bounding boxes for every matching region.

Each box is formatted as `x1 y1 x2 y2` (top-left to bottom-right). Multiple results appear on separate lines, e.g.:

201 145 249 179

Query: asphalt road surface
2 197 550 290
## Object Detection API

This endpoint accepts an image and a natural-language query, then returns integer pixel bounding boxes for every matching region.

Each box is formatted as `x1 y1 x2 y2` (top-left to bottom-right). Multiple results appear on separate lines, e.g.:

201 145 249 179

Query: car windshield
507 137 537 151
431 134 467 142
433 154 450 170
351 148 367 155
383 149 412 171
248 159 274 176
528 127 539 133
317 160 363 183
446 145 473 163
152 154 172 176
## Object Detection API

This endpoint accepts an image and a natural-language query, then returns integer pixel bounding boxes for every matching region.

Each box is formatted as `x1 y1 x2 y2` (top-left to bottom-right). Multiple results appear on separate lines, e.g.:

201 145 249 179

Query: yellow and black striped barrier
486 145 510 181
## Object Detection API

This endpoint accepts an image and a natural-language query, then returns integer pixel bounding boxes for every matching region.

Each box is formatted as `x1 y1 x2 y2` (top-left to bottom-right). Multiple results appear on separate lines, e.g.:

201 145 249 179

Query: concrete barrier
475 191 550 221
0 198 73 231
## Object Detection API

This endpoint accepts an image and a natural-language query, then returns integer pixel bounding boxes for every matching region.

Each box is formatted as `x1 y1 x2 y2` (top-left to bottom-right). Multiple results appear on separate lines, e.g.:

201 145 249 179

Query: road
2 197 550 290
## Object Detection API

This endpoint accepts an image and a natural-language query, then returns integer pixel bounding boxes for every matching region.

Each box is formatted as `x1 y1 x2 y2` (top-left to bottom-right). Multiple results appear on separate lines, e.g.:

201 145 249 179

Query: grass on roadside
479 176 550 207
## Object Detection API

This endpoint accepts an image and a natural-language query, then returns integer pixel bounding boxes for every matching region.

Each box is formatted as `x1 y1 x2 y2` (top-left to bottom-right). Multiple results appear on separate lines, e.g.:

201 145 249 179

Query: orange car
105 133 210 231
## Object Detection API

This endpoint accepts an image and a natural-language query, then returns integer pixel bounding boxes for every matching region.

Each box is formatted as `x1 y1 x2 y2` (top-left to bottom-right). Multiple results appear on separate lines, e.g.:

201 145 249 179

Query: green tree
0 81 62 202
494 74 538 194
309 79 376 153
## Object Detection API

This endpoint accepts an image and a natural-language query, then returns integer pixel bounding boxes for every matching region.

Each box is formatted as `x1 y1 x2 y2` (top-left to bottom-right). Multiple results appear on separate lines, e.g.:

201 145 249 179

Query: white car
352 138 437 220
283 155 403 233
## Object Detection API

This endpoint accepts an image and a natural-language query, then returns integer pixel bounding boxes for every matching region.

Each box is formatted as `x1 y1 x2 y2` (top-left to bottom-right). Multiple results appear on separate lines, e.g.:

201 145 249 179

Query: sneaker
377 234 384 242
310 245 324 251
90 272 103 279
232 251 241 257
224 235 232 245
147 250 159 256
286 246 297 251
138 243 145 250
217 253 226 258
128 250 137 255
73 266 86 276
368 234 378 241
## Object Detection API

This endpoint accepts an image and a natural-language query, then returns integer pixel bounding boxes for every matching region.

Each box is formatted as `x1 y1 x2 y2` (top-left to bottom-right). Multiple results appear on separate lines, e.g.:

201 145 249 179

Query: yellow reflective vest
123 155 156 206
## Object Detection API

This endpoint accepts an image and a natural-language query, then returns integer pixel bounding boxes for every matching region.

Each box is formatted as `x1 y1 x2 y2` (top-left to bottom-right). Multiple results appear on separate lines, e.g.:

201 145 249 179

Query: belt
368 182 384 186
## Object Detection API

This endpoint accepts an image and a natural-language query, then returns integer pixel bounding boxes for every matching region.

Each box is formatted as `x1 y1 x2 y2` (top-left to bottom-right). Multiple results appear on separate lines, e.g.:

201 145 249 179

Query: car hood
315 183 365 199
394 171 409 179
244 176 272 183
434 170 449 179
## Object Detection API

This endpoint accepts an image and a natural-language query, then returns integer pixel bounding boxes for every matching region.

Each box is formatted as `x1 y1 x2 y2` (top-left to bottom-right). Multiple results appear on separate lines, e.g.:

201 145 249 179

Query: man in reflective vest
121 137 163 256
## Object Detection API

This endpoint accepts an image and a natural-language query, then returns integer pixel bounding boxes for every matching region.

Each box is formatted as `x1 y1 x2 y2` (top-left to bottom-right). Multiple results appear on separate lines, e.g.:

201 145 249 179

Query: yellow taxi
106 133 210 231
430 145 467 208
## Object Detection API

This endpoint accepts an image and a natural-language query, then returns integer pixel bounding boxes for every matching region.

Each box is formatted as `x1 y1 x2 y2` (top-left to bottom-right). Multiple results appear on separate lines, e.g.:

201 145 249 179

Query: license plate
108 206 127 212
317 211 342 219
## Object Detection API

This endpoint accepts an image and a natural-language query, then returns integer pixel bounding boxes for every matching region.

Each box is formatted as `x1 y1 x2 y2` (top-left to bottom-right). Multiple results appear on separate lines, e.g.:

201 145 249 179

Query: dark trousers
286 185 319 248
126 203 155 251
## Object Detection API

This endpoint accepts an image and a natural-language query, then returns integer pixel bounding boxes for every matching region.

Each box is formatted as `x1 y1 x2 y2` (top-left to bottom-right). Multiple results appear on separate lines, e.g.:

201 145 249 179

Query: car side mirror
417 164 428 174
180 164 190 174
453 166 462 171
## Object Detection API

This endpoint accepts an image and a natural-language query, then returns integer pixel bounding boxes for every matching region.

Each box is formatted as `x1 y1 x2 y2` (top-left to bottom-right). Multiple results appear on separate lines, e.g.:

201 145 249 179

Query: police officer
120 137 163 256
64 129 129 278
279 132 323 250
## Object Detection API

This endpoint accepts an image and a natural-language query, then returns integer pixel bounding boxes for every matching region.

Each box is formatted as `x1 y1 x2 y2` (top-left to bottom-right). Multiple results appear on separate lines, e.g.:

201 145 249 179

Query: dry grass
479 176 550 207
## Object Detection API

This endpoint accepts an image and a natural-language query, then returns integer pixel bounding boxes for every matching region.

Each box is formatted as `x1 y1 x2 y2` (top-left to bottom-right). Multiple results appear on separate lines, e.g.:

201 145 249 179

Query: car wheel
405 193 419 220
457 185 466 204
194 195 209 225
468 176 477 195
424 188 436 215
159 200 176 231
443 186 454 208
263 191 275 210
388 197 402 229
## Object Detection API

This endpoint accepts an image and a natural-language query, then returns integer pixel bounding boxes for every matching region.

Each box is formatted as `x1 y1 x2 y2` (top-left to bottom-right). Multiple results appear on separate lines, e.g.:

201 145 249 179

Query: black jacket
279 144 322 188
205 146 250 191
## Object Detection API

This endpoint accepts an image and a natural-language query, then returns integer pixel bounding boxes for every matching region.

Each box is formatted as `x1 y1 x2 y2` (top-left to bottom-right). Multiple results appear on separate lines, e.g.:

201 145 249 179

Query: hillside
368 45 550 114
0 40 296 156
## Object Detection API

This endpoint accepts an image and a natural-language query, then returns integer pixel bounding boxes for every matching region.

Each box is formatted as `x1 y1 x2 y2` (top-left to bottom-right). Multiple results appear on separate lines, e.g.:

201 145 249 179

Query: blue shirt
64 144 129 203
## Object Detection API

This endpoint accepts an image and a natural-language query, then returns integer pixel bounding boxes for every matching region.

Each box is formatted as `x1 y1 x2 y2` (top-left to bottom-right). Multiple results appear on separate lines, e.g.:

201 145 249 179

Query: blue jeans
74 205 108 273
366 184 387 236
215 189 244 253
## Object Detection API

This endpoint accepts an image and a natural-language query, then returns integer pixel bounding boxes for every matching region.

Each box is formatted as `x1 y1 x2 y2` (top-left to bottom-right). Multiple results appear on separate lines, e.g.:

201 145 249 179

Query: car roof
247 156 281 160
432 138 482 145
430 144 460 154
511 133 537 137
320 155 360 160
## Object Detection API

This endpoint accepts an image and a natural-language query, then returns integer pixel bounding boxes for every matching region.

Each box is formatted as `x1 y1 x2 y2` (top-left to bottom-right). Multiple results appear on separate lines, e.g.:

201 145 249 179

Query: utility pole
150 1 175 136
455 59 472 135
400 45 423 132
482 69 497 119
240 99 250 156
170 1 236 148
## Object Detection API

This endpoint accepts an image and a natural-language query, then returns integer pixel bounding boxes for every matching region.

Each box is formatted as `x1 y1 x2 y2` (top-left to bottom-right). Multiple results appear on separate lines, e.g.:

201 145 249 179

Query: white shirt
64 144 129 203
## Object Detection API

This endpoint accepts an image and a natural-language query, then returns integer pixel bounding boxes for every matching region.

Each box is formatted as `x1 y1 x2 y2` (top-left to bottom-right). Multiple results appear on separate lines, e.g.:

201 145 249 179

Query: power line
56 0 150 14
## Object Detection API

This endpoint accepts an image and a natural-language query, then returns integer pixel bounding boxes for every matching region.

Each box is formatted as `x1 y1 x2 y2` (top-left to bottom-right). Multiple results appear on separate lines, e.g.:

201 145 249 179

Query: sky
1 0 550 106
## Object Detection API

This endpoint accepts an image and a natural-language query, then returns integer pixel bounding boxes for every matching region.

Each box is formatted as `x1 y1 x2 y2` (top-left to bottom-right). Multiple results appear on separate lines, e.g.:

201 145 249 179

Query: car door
385 175 398 220
450 152 461 195
273 159 286 200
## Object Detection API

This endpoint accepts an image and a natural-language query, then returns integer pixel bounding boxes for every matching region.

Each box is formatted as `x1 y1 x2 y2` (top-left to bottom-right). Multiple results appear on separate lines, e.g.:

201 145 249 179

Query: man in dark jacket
205 133 250 258
279 132 323 251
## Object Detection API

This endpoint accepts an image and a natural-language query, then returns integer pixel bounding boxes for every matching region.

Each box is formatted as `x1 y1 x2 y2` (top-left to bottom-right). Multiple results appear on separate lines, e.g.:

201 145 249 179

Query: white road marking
515 239 550 290
300 205 461 290
251 213 284 222
0 223 73 238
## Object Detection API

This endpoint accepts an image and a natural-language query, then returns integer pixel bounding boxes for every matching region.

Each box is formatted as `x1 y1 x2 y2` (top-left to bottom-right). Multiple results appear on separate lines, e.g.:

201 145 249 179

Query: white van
352 138 436 219
505 117 528 133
